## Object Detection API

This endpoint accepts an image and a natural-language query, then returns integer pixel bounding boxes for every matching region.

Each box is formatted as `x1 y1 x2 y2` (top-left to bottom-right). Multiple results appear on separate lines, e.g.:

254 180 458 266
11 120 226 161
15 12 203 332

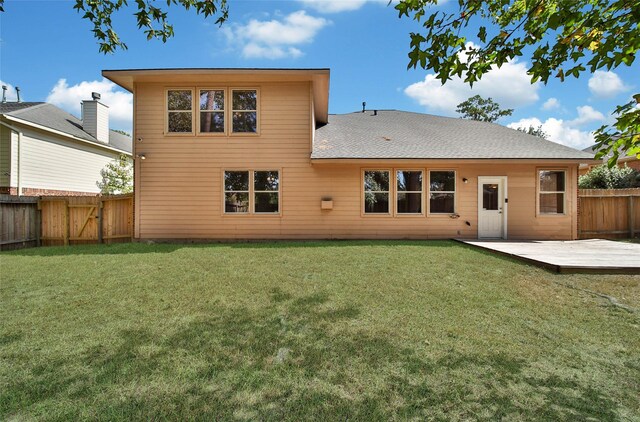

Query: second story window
232 90 258 133
199 90 225 133
167 89 193 133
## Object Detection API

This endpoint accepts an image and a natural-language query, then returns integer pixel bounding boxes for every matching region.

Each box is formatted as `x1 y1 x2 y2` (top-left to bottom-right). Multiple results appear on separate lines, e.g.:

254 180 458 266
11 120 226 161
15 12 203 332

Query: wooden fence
0 195 39 251
579 188 640 239
0 194 133 250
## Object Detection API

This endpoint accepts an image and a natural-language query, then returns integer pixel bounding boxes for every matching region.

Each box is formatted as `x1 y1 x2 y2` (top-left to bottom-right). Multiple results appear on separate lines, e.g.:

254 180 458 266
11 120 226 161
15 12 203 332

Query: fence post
63 199 70 246
98 200 104 244
630 196 635 238
35 207 41 247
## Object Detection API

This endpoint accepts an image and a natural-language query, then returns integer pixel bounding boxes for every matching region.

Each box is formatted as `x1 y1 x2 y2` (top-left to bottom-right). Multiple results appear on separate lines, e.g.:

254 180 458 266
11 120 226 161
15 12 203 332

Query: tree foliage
456 95 513 122
72 0 228 53
578 163 640 189
97 154 133 195
396 0 640 161
516 125 548 139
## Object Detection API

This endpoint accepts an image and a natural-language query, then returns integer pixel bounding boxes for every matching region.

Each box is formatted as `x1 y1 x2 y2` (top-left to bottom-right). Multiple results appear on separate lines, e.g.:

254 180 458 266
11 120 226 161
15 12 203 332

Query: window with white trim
167 89 193 133
232 90 258 133
364 170 390 214
396 170 423 214
199 89 225 133
539 170 565 214
429 170 456 213
254 171 279 213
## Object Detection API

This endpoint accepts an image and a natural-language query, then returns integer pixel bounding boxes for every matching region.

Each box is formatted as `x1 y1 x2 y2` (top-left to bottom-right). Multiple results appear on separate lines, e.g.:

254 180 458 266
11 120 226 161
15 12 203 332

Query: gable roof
0 102 132 154
313 110 595 160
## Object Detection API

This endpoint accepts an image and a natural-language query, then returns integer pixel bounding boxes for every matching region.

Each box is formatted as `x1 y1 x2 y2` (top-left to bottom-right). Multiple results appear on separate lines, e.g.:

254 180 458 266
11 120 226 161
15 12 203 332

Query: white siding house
0 99 131 196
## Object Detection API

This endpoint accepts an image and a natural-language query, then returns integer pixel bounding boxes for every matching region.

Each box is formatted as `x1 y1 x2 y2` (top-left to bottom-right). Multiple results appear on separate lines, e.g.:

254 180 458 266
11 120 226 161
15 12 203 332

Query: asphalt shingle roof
0 102 131 154
313 111 594 160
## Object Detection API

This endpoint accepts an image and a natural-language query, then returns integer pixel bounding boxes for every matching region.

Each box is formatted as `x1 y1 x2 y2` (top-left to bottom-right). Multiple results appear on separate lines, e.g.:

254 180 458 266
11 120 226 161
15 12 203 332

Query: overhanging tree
396 0 640 165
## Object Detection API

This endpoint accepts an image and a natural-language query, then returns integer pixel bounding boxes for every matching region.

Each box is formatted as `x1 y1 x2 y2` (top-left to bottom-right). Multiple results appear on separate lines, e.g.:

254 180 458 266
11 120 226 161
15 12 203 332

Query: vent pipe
15 87 21 103
362 102 366 113
1 86 6 103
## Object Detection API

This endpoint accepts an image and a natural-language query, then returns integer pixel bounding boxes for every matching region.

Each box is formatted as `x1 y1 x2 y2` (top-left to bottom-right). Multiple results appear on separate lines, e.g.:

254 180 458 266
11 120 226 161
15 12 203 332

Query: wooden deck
458 239 640 274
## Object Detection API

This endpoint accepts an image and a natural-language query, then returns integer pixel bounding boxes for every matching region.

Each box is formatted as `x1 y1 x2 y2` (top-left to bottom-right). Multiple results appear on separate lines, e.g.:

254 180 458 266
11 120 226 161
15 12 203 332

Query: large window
397 170 423 214
254 171 279 213
539 170 565 214
199 89 225 133
232 90 258 133
224 170 279 214
429 171 456 214
167 89 193 133
364 170 390 214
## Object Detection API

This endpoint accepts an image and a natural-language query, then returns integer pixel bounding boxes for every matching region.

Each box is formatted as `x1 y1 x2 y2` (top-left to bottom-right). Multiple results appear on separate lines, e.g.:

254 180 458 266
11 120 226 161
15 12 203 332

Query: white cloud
0 81 19 101
300 0 369 13
541 97 560 111
569 105 605 126
404 46 540 116
588 70 629 98
46 78 132 131
223 11 329 59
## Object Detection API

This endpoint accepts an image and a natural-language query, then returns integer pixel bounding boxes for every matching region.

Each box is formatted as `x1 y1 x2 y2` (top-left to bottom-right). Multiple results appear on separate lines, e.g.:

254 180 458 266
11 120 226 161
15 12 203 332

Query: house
0 95 132 196
103 68 594 240
579 143 639 175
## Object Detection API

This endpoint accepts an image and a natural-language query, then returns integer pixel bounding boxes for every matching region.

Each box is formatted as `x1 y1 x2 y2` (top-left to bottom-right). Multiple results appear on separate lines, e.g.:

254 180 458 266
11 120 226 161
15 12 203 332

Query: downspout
0 120 23 196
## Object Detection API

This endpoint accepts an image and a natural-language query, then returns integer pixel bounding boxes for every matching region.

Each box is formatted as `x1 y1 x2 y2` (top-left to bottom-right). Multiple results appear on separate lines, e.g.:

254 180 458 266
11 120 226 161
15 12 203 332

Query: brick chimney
82 92 109 143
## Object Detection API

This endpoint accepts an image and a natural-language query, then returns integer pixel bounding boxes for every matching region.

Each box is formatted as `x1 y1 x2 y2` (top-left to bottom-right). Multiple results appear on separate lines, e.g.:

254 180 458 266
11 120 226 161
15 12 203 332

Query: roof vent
373 110 377 116
362 101 366 113
1 85 6 103
15 87 21 103
91 92 101 101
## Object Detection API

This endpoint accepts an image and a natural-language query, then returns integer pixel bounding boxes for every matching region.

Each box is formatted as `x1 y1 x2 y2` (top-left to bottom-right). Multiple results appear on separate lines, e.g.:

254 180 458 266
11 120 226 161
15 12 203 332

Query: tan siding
135 80 578 240
0 125 11 187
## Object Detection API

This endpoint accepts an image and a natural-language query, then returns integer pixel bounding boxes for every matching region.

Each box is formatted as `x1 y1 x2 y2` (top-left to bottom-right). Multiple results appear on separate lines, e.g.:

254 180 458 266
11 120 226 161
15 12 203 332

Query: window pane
397 171 422 191
232 112 257 133
224 171 249 191
364 192 389 213
482 184 499 210
540 193 565 214
254 171 279 191
200 112 224 133
168 112 192 133
232 90 257 110
225 192 249 213
540 171 565 192
430 171 455 192
364 171 389 191
168 90 192 110
200 90 224 110
397 193 422 214
255 192 279 213
430 193 455 213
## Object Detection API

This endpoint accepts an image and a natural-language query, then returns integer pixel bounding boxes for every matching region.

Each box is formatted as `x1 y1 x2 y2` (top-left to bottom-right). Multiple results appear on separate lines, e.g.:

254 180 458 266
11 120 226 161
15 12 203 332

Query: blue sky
1 0 638 150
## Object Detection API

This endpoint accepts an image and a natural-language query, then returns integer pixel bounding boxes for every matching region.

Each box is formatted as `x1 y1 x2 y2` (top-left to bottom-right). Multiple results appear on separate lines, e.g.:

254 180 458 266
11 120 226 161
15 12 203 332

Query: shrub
578 163 640 189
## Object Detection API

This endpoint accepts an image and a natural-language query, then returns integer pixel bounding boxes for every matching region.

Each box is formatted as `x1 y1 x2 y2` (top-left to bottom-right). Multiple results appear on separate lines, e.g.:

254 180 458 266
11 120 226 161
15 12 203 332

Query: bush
578 163 640 189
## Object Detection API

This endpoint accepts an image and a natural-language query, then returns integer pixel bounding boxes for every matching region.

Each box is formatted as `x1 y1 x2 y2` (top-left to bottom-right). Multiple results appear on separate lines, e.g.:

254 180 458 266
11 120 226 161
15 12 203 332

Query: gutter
0 120 23 196
1 114 132 156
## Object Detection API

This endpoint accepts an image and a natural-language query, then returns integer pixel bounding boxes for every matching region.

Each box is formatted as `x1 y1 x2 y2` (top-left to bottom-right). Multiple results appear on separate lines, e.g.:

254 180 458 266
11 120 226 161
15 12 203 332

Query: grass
1 240 639 421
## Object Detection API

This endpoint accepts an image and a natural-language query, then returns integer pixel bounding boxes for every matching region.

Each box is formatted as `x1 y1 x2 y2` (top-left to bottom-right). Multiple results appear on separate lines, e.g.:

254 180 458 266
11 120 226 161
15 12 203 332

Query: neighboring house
104 68 594 240
0 96 132 196
579 143 639 175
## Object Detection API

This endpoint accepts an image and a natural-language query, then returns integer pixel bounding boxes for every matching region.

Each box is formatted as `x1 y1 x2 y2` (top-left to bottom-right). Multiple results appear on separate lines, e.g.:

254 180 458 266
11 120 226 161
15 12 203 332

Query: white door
478 177 507 239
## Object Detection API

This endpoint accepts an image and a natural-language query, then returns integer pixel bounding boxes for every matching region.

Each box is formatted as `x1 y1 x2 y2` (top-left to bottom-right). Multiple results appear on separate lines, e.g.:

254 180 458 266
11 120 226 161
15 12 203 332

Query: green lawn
1 241 638 421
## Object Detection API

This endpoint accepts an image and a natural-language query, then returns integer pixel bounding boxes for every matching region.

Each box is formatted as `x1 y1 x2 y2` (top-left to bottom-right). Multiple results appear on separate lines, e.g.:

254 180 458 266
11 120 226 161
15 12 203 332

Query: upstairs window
397 170 423 214
429 171 456 213
167 89 193 133
364 170 390 214
232 90 258 133
199 89 225 133
539 170 566 214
